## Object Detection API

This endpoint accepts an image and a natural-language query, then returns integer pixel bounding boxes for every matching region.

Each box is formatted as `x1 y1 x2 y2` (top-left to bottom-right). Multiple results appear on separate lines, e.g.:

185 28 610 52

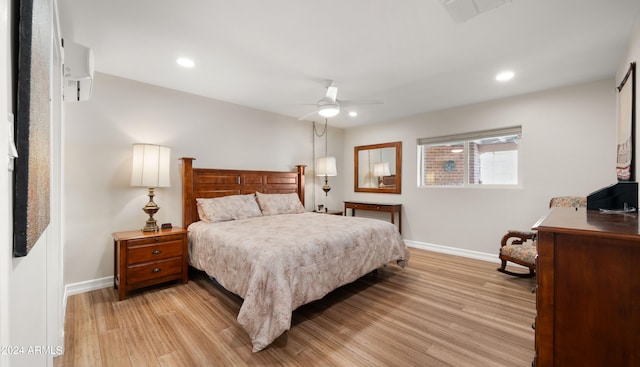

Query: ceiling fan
298 81 383 120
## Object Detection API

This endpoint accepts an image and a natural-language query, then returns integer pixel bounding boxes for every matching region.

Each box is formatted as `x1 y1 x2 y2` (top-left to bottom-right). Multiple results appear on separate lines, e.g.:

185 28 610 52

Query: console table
343 201 402 233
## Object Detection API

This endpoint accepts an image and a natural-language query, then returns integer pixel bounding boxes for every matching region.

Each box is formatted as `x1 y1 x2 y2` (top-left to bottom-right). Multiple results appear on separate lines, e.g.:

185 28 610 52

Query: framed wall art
616 62 636 182
13 0 53 257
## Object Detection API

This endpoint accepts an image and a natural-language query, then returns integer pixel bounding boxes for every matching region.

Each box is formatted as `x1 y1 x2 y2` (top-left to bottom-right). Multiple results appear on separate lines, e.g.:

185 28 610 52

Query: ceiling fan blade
298 110 318 121
340 99 384 107
325 86 338 103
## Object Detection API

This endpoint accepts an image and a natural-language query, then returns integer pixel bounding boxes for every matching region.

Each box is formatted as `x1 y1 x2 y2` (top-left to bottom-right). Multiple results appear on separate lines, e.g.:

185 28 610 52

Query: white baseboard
404 240 530 270
63 276 113 307
64 275 113 297
63 276 113 310
62 276 113 328
404 240 501 264
58 277 112 357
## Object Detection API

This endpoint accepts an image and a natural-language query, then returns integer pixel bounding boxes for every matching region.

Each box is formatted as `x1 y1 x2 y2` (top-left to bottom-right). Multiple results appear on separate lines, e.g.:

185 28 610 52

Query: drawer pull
152 250 162 255
152 267 161 273
154 237 160 242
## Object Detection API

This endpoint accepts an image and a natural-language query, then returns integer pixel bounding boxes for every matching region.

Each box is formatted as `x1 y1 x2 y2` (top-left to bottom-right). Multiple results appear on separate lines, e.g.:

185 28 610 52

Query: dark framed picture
13 0 52 257
616 62 636 182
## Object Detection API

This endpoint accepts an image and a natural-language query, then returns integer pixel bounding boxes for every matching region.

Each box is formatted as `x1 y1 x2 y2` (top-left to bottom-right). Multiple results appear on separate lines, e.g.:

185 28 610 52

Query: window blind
417 126 522 146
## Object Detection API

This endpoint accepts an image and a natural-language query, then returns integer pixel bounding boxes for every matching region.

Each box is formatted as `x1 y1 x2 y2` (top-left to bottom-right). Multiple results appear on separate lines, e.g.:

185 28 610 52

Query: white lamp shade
316 156 337 177
131 144 171 187
373 162 391 177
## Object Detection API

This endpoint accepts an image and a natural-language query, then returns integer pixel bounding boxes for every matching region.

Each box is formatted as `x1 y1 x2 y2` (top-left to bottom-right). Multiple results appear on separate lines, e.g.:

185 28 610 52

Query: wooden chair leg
497 259 535 277
498 265 536 278
499 259 507 271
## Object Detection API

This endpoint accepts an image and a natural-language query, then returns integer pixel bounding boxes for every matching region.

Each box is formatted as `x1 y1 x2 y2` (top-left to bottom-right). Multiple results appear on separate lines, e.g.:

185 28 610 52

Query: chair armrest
500 230 536 247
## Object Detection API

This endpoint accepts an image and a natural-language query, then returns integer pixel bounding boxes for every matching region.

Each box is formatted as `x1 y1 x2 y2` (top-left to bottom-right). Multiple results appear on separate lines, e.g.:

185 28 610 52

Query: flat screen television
586 182 638 211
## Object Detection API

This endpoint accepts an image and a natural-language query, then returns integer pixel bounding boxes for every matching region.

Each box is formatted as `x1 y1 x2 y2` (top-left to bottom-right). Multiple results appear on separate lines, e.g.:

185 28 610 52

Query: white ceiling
57 0 640 128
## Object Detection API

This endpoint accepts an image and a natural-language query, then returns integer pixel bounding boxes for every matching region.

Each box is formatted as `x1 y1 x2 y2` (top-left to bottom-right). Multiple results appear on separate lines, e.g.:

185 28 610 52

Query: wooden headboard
180 157 306 228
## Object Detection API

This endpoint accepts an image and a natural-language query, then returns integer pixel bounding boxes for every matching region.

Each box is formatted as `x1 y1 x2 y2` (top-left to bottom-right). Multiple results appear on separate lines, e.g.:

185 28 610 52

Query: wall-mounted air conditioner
63 41 94 102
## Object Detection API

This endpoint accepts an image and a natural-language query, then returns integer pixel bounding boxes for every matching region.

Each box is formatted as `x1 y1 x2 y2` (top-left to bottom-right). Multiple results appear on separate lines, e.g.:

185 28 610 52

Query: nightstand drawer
127 258 183 285
126 233 184 246
127 240 183 265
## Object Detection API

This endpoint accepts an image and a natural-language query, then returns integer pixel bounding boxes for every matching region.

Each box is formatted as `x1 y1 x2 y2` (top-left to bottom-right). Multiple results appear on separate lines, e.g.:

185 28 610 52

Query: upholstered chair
498 196 586 277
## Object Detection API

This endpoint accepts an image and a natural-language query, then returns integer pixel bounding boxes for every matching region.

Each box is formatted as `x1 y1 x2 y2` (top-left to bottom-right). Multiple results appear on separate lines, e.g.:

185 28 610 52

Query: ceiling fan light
318 104 340 118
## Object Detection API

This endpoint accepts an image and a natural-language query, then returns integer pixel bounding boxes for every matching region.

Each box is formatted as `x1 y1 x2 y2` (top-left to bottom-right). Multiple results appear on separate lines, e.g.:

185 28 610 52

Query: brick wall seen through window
418 127 521 187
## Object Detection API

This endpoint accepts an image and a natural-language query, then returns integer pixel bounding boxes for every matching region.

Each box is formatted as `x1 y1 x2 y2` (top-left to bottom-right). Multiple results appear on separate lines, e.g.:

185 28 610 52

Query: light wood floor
54 249 536 367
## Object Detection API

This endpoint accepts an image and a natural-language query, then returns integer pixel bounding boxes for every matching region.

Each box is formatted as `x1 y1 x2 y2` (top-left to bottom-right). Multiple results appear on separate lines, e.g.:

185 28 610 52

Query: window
418 126 521 187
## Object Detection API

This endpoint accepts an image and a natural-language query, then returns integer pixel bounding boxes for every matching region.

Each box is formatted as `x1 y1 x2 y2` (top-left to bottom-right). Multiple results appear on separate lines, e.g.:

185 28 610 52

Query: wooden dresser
113 227 188 301
532 208 640 366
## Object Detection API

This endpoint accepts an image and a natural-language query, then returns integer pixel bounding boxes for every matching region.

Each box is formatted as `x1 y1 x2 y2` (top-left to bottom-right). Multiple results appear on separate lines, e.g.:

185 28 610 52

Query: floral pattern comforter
188 212 409 352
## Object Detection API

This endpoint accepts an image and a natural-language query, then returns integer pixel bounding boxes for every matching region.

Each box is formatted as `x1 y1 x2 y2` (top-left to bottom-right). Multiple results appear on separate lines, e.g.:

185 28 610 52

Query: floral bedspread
188 212 409 352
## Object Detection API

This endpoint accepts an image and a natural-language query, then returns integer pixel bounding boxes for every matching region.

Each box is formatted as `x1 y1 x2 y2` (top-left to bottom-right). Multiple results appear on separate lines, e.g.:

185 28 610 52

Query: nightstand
325 209 343 215
314 209 344 215
113 227 188 301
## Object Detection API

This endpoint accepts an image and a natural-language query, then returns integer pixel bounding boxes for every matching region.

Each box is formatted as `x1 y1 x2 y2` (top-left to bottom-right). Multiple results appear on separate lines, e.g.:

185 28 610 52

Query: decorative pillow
196 194 262 223
255 192 305 216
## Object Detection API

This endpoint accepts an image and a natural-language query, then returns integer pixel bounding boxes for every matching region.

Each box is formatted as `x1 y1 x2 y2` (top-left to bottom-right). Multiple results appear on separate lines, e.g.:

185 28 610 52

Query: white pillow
255 192 305 216
196 194 262 223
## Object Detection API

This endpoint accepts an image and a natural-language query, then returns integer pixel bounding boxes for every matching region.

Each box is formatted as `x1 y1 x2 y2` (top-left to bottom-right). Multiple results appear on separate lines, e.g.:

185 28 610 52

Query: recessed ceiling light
496 70 514 82
177 58 195 68
349 111 358 117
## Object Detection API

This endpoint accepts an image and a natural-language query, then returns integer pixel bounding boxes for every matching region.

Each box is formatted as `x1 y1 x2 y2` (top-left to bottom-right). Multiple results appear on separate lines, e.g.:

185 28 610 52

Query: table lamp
130 144 171 231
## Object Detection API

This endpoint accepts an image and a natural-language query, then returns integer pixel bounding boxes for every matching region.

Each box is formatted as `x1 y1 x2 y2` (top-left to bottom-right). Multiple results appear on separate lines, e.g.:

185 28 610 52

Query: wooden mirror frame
354 141 402 194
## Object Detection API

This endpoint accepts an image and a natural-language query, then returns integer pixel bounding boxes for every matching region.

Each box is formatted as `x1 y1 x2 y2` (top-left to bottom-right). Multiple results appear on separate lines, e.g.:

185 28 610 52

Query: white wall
62 72 344 287
343 79 616 256
2 1 64 366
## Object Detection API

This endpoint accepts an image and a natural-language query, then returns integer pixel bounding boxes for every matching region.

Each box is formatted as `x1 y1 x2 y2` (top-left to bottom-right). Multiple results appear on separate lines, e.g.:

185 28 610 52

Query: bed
180 158 409 352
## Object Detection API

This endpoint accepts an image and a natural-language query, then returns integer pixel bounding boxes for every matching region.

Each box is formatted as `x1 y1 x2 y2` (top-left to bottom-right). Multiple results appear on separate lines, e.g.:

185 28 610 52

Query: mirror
354 141 402 194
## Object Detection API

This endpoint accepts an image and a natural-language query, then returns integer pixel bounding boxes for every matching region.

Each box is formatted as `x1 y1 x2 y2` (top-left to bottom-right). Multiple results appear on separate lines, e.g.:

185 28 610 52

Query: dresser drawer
127 240 183 265
127 257 183 285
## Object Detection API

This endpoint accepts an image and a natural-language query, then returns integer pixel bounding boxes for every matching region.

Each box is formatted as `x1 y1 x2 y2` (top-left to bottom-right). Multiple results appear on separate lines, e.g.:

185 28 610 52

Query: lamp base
142 214 159 232
142 187 160 232
377 176 387 188
322 175 331 196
